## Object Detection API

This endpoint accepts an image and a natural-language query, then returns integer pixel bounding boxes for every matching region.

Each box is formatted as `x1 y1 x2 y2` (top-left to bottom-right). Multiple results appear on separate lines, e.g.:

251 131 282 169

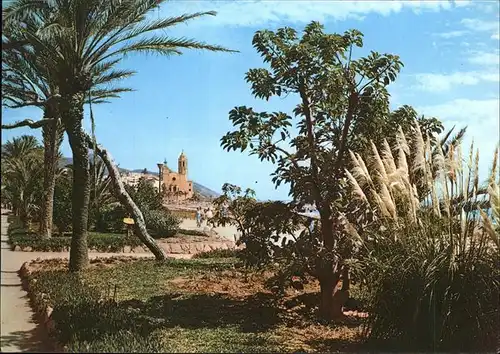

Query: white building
121 171 159 191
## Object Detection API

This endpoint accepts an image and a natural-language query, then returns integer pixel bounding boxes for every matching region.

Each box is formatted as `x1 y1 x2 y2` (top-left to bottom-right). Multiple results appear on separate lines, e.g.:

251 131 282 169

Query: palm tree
89 157 114 228
1 136 44 225
1 135 40 159
3 0 235 271
2 25 134 239
63 157 115 230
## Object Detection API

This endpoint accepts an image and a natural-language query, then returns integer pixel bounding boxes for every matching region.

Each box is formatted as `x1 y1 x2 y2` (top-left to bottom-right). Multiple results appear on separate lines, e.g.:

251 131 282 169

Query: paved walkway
0 211 189 353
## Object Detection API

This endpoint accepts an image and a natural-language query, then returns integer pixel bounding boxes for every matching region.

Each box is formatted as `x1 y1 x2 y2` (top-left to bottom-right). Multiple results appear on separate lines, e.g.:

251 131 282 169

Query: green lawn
28 258 364 353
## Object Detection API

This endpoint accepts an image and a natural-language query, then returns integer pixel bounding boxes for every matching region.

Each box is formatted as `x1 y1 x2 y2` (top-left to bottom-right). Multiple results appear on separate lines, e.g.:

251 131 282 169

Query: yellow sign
123 217 135 225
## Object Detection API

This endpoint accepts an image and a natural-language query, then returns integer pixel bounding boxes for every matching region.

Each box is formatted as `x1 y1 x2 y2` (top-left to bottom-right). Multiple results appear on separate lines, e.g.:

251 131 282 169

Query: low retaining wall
13 240 236 254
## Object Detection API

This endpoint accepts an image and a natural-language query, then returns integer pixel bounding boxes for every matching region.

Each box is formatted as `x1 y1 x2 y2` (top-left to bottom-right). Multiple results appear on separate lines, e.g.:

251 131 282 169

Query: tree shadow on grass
146 292 280 332
52 290 370 352
303 337 365 353
52 291 282 345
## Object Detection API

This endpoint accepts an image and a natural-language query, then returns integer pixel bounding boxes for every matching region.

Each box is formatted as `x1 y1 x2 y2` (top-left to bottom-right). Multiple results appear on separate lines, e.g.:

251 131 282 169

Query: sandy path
179 218 240 242
0 210 191 353
179 218 307 245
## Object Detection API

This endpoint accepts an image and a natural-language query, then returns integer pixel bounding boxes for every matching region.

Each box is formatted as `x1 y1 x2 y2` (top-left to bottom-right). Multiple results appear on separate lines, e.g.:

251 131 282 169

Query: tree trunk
318 263 345 319
86 136 167 260
62 93 90 272
299 83 345 320
39 114 63 239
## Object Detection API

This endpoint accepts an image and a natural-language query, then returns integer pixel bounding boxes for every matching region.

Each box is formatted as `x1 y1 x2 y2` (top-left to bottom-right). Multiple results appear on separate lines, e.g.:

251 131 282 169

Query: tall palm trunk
39 110 63 239
61 93 90 271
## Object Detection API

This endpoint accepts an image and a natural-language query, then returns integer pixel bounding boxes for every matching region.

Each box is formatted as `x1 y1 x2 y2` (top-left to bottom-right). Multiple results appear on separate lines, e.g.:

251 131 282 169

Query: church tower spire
178 150 187 175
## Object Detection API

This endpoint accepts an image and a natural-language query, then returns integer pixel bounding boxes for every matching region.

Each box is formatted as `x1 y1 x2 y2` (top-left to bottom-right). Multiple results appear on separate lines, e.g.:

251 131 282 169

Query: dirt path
179 218 240 242
0 210 190 353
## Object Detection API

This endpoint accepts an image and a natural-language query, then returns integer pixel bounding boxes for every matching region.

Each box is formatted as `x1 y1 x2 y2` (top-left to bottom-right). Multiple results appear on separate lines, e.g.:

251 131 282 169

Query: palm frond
96 36 235 64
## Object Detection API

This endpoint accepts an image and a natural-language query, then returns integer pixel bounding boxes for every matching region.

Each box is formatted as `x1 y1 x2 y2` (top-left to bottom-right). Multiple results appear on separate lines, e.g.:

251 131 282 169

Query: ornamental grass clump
347 121 499 352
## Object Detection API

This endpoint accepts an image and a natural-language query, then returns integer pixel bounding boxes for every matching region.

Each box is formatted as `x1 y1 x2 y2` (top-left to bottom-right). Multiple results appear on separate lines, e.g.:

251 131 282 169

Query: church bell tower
178 151 187 175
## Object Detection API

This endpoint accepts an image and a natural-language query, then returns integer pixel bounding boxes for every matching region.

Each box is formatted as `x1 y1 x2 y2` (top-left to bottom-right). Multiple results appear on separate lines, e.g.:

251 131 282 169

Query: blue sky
2 0 499 201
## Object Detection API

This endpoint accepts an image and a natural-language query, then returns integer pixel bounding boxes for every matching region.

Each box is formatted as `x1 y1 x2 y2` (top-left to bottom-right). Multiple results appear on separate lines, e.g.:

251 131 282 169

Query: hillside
59 157 220 199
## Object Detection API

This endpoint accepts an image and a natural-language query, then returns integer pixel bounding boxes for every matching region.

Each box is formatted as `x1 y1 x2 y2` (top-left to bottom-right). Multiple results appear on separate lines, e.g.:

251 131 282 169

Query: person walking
195 207 202 228
206 208 214 229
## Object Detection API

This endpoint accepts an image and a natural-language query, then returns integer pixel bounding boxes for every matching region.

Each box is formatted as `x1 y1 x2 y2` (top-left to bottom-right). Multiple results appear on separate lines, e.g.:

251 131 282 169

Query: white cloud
414 71 499 92
437 18 499 41
165 0 466 27
492 32 500 40
476 2 500 14
418 98 499 179
467 50 500 66
461 18 499 32
419 98 499 125
435 30 469 38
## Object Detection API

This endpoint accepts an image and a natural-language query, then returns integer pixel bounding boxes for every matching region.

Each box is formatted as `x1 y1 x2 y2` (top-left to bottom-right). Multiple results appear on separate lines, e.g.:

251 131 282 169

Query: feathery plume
380 183 397 220
412 120 427 177
371 141 388 185
355 152 372 186
424 133 434 190
374 193 391 218
473 149 480 194
396 126 410 155
431 181 441 217
456 143 463 202
488 146 498 187
464 140 474 201
447 143 456 183
479 208 499 250
345 169 367 202
397 146 409 176
488 181 499 226
350 150 370 186
382 139 397 176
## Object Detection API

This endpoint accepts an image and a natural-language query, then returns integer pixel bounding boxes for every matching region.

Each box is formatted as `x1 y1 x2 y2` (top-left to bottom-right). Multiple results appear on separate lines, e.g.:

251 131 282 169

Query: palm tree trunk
86 137 167 260
39 113 63 239
62 93 90 272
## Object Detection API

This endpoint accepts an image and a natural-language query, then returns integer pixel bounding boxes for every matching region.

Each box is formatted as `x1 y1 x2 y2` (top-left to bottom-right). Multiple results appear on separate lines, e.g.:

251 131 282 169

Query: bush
361 218 499 352
347 134 500 352
94 203 127 233
143 208 179 239
9 232 142 252
94 203 180 239
192 248 240 259
53 175 73 234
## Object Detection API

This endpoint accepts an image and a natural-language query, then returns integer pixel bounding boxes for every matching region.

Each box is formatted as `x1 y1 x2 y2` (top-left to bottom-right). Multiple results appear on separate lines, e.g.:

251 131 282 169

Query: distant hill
59 157 220 199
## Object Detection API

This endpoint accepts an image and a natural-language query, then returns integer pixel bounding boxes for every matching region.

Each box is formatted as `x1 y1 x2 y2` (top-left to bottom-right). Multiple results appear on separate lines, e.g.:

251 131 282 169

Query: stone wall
13 239 237 254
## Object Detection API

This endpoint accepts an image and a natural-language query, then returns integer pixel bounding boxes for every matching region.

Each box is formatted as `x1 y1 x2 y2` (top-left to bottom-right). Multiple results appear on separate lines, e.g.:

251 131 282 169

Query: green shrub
143 208 179 238
94 203 127 233
361 218 499 352
53 175 73 234
347 133 500 352
192 248 239 259
95 204 180 239
9 232 142 252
